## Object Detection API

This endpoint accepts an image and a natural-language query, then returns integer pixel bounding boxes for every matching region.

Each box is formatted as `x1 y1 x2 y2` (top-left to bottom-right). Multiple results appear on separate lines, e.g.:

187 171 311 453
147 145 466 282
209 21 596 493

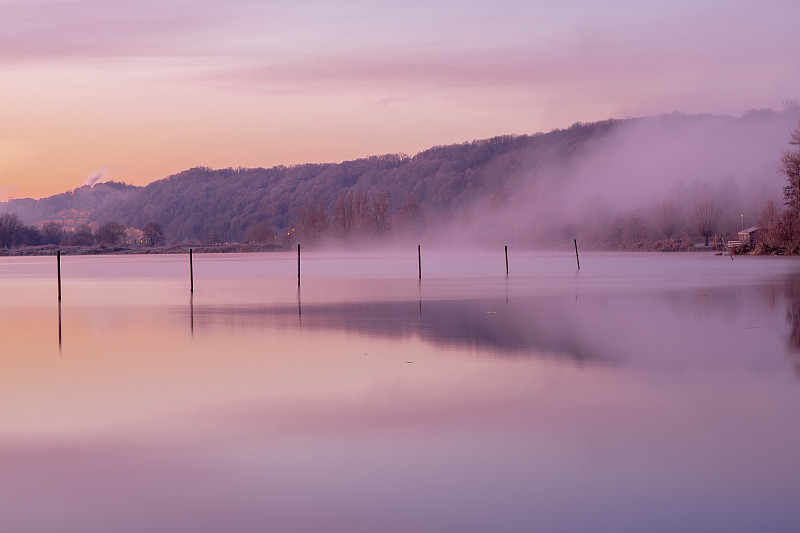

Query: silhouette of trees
68 225 95 246
297 200 328 243
609 212 646 246
96 221 125 245
332 189 391 238
653 198 682 239
142 222 164 246
394 194 425 237
334 190 366 239
366 192 391 236
693 199 719 246
17 225 41 246
205 227 225 244
782 121 800 215
40 222 64 245
245 221 275 243
0 213 24 248
755 121 800 252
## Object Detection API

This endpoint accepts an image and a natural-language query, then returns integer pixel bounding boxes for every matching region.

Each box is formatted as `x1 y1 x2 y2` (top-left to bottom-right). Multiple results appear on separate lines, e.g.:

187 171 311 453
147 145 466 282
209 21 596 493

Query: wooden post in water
57 250 62 301
418 244 422 280
574 239 580 270
297 244 301 286
189 248 194 293
505 245 509 275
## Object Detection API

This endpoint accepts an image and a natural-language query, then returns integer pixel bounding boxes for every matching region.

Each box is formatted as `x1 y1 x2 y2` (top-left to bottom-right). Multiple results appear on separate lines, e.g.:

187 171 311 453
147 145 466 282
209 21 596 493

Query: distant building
124 227 145 245
728 226 762 252
39 208 92 231
738 226 761 247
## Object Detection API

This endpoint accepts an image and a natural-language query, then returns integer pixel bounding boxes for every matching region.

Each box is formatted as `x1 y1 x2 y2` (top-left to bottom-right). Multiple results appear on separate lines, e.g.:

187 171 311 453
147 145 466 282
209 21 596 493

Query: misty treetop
757 120 800 253
1 109 799 251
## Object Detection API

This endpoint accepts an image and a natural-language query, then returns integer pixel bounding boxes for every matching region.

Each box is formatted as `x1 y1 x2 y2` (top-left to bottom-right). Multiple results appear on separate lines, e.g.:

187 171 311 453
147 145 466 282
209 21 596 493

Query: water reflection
57 299 62 351
184 278 798 370
5 253 800 533
783 274 800 377
187 297 605 363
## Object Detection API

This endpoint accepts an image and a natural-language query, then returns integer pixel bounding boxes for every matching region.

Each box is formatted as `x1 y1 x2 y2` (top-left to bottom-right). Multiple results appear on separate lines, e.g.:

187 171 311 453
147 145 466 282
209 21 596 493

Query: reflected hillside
187 295 609 363
184 277 800 376
783 273 800 376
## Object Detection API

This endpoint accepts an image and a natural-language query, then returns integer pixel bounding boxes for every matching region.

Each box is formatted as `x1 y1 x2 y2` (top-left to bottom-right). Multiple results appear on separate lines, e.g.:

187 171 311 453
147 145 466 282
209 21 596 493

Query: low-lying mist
446 110 800 249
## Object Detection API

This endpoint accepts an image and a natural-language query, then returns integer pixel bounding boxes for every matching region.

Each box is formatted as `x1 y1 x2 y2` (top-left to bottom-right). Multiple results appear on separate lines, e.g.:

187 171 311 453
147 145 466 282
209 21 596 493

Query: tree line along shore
2 111 800 256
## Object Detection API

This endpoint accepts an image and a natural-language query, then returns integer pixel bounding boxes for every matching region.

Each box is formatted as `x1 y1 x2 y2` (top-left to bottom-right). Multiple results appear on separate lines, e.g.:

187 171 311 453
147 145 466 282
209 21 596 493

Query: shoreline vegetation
0 242 281 256
1 239 730 257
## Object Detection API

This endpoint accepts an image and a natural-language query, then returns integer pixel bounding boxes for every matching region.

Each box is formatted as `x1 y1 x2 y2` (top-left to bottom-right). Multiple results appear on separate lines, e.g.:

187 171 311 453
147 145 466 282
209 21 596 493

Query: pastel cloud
0 0 799 199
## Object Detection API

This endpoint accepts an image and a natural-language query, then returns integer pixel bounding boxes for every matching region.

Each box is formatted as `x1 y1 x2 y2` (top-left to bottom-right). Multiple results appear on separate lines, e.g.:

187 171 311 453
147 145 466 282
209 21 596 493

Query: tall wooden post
505 245 509 275
418 244 421 280
189 249 194 293
297 244 301 286
57 250 62 301
574 239 580 270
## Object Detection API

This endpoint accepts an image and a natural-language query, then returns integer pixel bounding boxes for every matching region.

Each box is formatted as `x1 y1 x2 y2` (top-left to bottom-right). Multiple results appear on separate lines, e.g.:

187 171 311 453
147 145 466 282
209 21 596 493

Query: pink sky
1 0 799 199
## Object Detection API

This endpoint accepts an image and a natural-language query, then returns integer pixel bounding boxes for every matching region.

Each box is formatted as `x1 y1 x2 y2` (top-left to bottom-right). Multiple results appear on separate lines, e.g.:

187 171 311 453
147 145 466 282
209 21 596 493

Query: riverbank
0 238 741 256
0 242 282 256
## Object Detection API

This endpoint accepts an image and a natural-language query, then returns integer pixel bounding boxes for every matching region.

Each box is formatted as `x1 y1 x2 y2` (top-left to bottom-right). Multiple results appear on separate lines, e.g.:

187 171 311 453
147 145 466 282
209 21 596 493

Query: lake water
1 250 799 532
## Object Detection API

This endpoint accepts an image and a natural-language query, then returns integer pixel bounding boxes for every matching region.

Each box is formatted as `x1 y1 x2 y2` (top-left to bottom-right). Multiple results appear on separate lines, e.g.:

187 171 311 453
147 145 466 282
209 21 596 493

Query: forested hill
1 118 617 243
2 109 799 248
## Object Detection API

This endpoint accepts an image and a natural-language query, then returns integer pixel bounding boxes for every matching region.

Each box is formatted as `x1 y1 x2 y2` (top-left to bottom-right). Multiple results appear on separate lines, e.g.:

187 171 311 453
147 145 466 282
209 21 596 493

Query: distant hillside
2 109 799 248
0 120 616 242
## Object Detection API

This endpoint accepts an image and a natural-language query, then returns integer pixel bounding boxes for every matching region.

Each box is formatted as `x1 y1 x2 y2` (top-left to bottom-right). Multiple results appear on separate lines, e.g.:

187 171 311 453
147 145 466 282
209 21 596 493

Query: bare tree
759 197 780 228
693 199 719 246
782 121 800 215
205 227 225 244
297 200 328 243
69 224 95 246
142 222 165 246
757 198 786 251
245 221 275 243
96 221 126 245
334 191 357 238
395 194 425 236
41 221 64 245
0 213 24 248
366 192 391 236
653 198 682 239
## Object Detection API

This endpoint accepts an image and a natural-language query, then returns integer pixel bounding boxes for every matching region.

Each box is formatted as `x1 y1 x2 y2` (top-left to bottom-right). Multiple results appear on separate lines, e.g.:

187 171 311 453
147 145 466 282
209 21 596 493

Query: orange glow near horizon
1 0 799 200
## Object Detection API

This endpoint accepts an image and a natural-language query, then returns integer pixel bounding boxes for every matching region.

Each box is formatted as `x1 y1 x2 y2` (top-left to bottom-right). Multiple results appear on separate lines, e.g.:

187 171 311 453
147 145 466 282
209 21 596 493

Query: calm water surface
1 251 799 532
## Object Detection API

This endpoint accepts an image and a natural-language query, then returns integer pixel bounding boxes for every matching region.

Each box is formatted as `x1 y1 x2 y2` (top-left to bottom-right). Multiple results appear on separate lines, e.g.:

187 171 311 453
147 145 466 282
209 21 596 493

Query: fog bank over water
455 110 800 248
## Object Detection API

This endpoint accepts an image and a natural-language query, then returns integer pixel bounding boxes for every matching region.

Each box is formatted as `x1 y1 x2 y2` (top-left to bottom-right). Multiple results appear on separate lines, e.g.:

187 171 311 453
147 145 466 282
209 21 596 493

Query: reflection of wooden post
189 249 194 293
418 244 421 280
574 239 580 270
57 250 62 300
297 244 301 286
505 245 509 275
